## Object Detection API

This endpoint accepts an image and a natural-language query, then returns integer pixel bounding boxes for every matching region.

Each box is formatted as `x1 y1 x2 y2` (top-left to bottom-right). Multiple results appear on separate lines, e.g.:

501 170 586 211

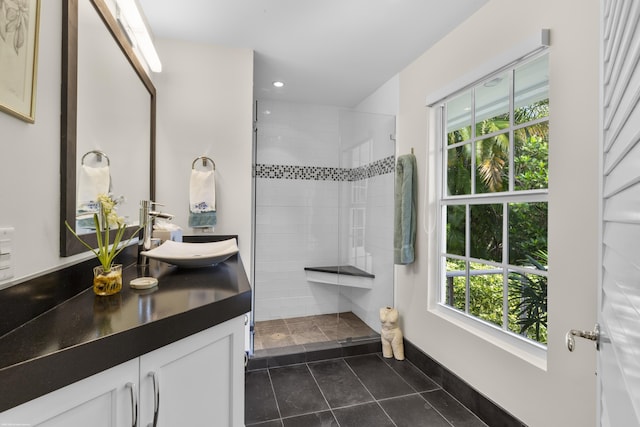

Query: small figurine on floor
380 306 404 360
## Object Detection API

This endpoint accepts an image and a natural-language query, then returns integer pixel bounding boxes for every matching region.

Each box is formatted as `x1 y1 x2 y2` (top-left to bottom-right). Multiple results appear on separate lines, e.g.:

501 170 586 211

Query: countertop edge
0 289 251 412
0 240 252 412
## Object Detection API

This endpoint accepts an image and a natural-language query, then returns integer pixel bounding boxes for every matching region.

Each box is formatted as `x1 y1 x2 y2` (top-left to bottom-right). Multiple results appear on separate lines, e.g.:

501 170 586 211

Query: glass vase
93 264 123 296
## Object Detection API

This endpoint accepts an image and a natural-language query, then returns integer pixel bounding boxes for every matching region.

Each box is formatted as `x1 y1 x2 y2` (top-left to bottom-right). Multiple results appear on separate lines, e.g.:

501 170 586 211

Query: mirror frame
61 0 156 257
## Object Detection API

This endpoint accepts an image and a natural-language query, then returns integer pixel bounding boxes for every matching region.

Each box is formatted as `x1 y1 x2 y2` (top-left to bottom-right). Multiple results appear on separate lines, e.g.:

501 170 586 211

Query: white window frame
426 31 550 366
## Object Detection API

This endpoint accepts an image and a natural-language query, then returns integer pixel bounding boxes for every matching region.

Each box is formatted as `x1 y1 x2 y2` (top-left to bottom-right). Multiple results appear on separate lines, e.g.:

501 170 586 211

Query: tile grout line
341 356 398 427
380 353 487 426
305 360 343 427
377 353 426 393
377 354 458 427
265 367 284 425
421 389 490 427
249 351 489 426
255 313 377 351
412 392 456 427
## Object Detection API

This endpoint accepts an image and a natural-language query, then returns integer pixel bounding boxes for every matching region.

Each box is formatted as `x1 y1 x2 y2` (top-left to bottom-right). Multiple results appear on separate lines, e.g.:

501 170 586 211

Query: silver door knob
566 324 600 352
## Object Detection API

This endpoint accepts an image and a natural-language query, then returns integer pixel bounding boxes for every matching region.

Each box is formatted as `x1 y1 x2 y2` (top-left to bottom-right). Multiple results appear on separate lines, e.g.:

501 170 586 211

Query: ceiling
137 0 488 107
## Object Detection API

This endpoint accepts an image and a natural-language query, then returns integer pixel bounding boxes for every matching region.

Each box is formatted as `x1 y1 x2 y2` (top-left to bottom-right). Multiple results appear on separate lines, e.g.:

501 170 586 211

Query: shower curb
246 339 381 371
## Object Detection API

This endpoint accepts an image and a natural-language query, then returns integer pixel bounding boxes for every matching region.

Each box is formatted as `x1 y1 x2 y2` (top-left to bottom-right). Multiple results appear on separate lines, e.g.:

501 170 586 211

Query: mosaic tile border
256 155 395 182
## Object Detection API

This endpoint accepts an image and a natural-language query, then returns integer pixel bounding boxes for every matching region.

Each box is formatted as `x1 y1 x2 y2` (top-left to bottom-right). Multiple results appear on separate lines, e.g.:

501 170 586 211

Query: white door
598 0 640 425
138 316 246 427
0 359 138 427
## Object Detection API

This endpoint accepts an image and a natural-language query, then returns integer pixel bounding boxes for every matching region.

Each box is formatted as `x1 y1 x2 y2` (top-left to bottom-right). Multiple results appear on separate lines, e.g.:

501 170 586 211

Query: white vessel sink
140 238 239 268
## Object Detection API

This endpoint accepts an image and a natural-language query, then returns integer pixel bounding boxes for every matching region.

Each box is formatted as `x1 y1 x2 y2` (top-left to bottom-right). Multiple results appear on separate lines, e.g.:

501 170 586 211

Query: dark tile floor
245 353 488 427
254 312 378 351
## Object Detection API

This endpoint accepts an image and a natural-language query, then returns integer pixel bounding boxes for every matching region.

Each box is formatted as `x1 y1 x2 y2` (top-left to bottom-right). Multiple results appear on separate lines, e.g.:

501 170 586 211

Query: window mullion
465 204 470 314
441 105 448 197
504 69 515 331
512 116 548 132
502 202 509 331
468 88 475 314
443 190 548 205
509 69 515 192
471 88 477 195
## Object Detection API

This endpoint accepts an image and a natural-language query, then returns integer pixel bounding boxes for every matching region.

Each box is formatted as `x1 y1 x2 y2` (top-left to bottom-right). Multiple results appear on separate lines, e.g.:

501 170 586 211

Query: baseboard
403 339 527 427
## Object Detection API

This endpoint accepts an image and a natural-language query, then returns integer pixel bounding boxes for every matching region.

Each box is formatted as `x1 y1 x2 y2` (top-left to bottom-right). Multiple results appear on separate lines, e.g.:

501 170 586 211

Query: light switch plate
0 227 14 282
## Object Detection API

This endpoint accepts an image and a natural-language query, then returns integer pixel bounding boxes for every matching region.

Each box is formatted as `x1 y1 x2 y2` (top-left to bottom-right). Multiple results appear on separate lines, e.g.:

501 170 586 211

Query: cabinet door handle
126 382 138 427
149 372 160 427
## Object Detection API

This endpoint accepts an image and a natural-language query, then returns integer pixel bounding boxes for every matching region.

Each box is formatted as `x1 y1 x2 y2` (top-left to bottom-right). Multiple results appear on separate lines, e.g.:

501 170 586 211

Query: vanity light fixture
115 0 162 72
272 81 285 88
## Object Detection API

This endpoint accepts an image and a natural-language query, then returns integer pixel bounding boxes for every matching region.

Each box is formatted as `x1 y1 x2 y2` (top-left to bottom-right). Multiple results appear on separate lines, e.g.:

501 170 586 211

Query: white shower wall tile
256 179 339 208
254 99 396 324
255 182 341 320
256 206 340 228
255 280 313 300
254 260 301 273
257 236 339 260
256 294 341 321
255 238 338 264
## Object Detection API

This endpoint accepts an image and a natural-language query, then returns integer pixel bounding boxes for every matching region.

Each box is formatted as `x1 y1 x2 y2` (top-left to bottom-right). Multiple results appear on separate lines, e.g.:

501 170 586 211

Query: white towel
189 169 216 213
77 165 110 209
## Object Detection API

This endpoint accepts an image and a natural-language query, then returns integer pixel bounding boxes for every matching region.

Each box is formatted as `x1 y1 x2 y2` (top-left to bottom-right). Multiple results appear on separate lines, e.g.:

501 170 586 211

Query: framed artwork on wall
0 0 40 123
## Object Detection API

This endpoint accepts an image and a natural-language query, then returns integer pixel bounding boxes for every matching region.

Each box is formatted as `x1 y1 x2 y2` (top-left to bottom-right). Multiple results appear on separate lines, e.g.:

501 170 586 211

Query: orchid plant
66 194 142 272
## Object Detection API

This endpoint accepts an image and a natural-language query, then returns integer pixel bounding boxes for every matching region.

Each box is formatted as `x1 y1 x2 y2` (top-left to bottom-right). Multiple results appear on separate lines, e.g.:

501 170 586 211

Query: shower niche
253 100 396 354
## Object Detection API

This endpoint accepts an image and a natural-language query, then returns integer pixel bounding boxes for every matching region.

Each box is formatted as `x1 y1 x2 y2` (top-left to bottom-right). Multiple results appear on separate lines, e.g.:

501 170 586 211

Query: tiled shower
252 99 396 352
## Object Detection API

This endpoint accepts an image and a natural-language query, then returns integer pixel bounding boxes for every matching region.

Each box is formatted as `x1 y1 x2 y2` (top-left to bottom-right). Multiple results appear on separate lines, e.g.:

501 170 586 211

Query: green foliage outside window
446 256 548 344
443 83 549 345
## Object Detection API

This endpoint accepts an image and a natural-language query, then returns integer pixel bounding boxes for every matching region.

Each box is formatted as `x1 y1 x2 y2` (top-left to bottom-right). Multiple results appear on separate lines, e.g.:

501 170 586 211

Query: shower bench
304 265 375 289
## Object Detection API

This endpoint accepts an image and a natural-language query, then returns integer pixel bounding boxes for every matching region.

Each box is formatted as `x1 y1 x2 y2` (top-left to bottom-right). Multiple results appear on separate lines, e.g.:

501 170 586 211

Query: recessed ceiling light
272 81 285 88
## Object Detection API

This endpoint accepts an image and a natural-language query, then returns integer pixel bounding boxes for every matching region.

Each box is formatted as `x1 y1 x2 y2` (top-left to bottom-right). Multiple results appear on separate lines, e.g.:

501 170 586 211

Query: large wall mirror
61 0 156 256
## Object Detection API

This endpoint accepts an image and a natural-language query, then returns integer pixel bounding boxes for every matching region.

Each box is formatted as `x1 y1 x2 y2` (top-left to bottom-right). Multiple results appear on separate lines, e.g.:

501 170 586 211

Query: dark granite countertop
0 239 251 412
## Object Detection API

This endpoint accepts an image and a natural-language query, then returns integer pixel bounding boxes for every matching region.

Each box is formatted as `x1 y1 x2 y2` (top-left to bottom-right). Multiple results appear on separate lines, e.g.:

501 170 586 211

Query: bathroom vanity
0 244 251 426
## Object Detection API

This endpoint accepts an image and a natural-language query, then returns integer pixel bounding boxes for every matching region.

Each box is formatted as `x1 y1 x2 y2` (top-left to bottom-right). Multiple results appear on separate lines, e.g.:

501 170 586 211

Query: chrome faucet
139 200 174 256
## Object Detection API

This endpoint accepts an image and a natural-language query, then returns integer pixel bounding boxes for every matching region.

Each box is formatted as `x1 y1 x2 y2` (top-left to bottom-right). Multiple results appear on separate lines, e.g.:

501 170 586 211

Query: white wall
396 1 598 426
153 39 254 271
0 9 254 288
355 74 399 116
0 1 94 287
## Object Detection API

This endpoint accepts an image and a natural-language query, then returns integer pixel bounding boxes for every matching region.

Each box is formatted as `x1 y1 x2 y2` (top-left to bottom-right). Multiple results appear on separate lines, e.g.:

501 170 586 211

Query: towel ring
192 156 215 171
81 150 110 166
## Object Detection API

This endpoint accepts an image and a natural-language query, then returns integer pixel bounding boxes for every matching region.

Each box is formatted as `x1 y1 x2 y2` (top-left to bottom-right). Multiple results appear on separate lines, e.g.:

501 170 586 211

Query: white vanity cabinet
0 359 139 427
138 315 246 427
0 315 246 427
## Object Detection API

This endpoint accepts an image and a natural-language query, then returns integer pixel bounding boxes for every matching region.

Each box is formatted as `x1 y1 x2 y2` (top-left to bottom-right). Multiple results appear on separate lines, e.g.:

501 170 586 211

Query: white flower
66 194 143 271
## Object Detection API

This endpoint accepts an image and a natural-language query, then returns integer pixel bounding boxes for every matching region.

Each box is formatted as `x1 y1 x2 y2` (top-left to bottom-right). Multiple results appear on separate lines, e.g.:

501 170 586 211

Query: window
439 53 549 345
348 140 371 271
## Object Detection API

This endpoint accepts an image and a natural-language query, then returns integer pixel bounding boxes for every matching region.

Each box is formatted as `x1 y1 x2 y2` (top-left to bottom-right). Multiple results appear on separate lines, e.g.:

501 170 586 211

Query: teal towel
189 211 217 228
394 154 417 265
